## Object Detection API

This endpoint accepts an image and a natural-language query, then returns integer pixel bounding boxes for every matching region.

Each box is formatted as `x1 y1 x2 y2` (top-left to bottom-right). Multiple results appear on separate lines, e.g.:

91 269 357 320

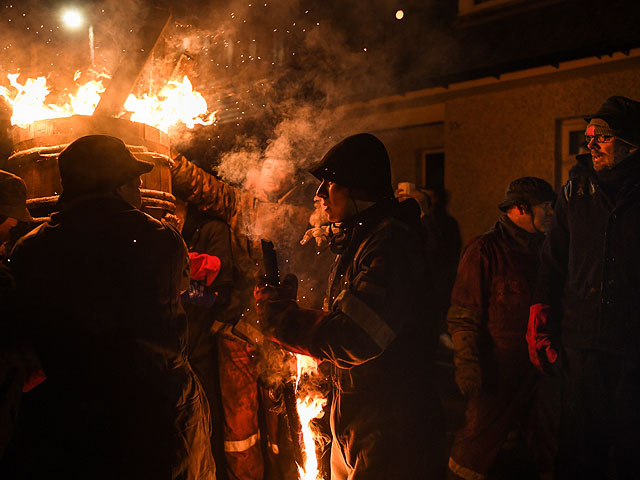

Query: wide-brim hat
58 135 154 198
0 170 35 222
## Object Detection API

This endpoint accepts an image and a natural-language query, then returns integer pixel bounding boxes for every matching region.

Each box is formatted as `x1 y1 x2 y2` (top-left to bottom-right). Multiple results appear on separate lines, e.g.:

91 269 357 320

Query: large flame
295 354 327 480
0 72 105 126
123 76 216 133
0 72 215 133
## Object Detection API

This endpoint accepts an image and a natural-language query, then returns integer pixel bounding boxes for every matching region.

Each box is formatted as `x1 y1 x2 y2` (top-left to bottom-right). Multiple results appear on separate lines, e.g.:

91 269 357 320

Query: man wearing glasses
528 96 640 479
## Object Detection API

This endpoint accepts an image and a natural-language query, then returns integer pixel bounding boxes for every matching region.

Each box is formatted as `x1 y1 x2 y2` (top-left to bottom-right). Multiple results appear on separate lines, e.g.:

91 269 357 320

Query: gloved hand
452 331 482 397
254 272 298 301
253 273 325 357
526 303 559 375
254 273 299 322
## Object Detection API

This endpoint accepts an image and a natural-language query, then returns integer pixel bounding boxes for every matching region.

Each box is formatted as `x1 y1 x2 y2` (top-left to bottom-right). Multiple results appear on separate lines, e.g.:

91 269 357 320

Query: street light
62 8 84 29
61 8 94 66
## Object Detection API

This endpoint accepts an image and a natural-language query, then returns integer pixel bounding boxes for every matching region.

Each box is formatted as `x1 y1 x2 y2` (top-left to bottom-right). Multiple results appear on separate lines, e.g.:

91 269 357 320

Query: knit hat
309 133 394 202
585 96 640 147
498 177 556 212
0 170 34 222
58 135 154 199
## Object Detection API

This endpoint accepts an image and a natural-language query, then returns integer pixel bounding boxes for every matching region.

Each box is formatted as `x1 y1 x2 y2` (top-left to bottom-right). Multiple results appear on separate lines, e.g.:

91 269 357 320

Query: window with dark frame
423 152 445 190
558 117 588 187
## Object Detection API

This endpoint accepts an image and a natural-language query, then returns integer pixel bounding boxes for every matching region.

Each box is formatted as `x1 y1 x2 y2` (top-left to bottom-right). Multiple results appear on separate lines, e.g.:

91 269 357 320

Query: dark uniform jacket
534 152 640 355
266 200 443 478
9 194 215 480
449 215 544 352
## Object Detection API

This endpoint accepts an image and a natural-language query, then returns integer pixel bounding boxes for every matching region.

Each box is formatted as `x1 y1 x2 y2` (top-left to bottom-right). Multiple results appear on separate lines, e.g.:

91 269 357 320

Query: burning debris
0 71 106 126
123 75 216 133
0 71 216 133
295 354 328 480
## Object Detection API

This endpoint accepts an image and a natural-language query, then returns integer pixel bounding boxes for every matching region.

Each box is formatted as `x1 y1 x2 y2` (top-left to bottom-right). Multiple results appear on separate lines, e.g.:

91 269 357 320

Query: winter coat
534 151 640 356
449 215 545 352
264 199 444 478
9 194 215 480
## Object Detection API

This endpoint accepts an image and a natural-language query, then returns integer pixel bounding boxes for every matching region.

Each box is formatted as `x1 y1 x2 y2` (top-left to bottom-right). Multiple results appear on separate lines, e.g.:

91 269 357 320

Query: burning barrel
6 114 176 221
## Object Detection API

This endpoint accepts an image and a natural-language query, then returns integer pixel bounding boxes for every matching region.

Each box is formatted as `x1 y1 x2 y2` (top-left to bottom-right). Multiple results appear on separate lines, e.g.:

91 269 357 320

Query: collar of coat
495 214 545 253
574 150 640 206
51 193 138 226
329 199 400 255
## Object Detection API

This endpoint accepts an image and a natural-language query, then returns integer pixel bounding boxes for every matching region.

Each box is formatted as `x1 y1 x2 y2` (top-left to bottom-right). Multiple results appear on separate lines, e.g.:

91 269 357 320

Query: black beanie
585 96 640 146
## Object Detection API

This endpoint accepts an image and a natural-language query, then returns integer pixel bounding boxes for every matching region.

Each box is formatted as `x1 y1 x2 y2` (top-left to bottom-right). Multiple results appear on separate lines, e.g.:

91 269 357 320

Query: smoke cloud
0 0 451 385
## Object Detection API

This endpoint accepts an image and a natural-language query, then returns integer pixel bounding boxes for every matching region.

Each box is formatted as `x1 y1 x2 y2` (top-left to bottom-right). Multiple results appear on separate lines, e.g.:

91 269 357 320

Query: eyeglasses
585 134 614 144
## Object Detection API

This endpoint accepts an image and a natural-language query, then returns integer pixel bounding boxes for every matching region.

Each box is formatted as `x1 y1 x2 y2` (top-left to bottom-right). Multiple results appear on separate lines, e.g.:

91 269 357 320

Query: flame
123 76 216 133
295 354 327 480
0 71 215 133
0 72 105 126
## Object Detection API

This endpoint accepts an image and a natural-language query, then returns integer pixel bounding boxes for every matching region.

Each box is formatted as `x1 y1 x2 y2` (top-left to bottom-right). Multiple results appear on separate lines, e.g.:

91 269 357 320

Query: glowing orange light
0 72 105 126
295 354 327 480
396 9 405 20
123 76 216 133
0 72 215 133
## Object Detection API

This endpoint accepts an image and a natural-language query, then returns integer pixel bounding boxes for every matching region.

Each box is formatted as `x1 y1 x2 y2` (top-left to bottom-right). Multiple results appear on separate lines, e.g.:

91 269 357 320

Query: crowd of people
0 95 639 480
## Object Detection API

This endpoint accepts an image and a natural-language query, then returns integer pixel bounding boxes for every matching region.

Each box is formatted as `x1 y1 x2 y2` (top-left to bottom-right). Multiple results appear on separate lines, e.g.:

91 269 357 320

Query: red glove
526 303 558 375
188 252 221 286
23 368 46 392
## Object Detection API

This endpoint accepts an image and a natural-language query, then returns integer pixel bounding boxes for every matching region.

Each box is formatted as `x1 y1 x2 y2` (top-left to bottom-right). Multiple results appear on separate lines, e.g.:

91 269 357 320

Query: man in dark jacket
254 133 445 479
529 96 640 479
9 135 215 479
447 177 557 480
